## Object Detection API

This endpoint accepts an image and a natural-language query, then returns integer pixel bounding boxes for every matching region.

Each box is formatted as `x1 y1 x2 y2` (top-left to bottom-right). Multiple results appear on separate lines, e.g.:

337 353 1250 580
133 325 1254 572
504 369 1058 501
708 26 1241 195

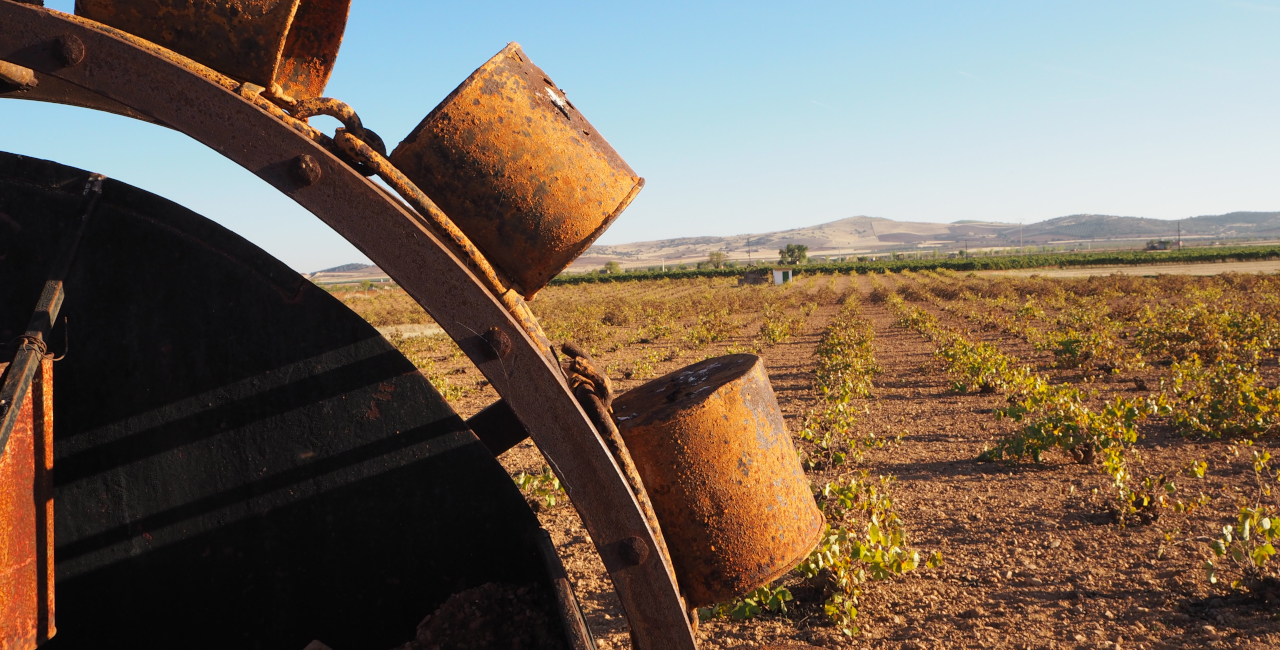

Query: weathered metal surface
465 399 530 456
0 60 37 87
75 0 349 102
0 358 55 650
0 171 102 460
0 6 695 649
291 96 386 156
0 69 162 124
613 354 825 607
535 528 595 650
0 169 100 650
0 151 564 649
335 129 558 361
578 388 672 570
389 42 644 297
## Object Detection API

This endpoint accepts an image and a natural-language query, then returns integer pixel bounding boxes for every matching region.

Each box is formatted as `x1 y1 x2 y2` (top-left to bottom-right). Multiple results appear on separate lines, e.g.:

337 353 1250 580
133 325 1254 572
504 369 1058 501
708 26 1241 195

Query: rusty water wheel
0 151 574 650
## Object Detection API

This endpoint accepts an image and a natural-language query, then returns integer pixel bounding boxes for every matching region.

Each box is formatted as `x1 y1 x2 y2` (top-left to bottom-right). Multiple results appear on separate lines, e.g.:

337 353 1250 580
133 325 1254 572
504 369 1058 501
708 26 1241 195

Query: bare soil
342 274 1280 649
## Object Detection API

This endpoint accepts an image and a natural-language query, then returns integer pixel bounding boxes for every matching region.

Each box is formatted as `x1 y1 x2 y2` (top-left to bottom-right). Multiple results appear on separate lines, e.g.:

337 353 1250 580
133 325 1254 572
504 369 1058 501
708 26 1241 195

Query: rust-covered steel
389 42 644 298
613 354 825 607
0 59 36 88
334 130 557 361
0 5 696 648
0 170 102 650
75 0 349 103
0 357 55 650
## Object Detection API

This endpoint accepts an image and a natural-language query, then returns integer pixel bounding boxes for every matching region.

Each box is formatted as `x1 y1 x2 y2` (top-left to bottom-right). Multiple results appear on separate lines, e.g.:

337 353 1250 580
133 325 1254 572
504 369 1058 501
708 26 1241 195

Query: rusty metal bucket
611 354 823 607
75 0 350 103
388 43 643 298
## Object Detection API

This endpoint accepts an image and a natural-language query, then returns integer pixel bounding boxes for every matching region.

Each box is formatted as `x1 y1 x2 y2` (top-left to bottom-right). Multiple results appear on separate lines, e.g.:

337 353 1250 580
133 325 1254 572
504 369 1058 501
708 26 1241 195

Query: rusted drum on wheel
75 0 350 102
388 42 643 297
611 354 823 607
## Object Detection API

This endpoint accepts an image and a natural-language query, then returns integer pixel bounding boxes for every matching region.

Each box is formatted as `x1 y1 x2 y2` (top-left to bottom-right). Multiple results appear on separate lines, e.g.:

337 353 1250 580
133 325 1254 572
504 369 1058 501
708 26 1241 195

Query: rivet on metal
619 536 649 566
289 154 322 187
54 34 85 67
482 327 512 360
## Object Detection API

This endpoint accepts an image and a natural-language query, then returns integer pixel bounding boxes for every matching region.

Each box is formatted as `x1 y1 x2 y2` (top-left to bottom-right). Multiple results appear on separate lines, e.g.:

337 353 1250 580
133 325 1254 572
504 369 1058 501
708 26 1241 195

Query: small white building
772 269 793 285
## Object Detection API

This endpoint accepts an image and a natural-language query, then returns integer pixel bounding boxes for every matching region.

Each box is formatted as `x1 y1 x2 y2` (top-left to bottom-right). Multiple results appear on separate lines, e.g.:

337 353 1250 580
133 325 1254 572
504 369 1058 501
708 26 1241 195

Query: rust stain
76 0 349 102
389 42 643 296
1 360 55 648
335 131 558 362
613 354 824 607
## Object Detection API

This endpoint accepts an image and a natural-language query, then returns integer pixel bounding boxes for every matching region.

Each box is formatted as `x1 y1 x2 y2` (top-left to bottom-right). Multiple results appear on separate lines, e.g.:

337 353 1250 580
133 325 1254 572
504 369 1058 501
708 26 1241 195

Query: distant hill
307 263 388 284
317 263 377 274
309 211 1280 276
570 211 1280 270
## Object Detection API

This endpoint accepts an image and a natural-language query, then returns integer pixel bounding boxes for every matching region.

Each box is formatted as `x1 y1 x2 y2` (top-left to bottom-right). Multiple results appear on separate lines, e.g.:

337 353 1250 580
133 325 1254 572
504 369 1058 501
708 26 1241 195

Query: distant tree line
554 243 1280 286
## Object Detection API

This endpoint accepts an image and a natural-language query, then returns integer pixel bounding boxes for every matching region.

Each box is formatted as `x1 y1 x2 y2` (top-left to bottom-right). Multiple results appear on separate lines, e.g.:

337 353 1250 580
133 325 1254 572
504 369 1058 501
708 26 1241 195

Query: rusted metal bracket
0 4 696 648
0 173 102 457
0 170 100 650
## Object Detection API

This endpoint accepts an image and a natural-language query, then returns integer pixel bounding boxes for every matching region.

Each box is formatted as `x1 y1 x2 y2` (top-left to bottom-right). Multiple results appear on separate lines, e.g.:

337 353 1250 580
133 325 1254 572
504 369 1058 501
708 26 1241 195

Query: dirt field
336 268 1280 650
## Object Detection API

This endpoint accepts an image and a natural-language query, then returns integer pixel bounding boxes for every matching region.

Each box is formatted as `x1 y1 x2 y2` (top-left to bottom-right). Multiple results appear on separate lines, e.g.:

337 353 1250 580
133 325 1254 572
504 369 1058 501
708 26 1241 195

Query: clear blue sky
4 1 1278 271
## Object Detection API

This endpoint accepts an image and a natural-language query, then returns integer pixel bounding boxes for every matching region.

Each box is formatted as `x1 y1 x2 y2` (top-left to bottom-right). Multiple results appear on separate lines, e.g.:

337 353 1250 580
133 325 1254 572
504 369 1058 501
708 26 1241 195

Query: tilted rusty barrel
389 43 644 298
611 354 823 607
76 0 350 102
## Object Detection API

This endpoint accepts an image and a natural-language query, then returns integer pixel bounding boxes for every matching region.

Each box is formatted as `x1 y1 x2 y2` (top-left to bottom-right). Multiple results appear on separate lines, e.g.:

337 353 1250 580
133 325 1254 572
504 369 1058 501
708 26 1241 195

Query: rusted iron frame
333 132 557 361
0 173 103 458
535 528 595 650
0 4 696 648
0 356 55 650
74 0 351 105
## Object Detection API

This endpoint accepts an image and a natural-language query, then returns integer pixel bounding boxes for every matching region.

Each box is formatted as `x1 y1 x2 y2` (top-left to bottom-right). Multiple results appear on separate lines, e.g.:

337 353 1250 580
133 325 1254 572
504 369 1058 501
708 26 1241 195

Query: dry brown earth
338 271 1280 650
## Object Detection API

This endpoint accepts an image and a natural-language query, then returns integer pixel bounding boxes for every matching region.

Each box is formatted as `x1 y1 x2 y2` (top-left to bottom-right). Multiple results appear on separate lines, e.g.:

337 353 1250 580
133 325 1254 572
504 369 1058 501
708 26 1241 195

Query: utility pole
1177 221 1182 250
747 236 752 265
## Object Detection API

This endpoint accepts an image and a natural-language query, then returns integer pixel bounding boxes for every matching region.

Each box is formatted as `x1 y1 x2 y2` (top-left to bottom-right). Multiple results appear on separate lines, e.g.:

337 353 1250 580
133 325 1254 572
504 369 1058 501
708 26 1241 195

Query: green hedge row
549 244 1280 286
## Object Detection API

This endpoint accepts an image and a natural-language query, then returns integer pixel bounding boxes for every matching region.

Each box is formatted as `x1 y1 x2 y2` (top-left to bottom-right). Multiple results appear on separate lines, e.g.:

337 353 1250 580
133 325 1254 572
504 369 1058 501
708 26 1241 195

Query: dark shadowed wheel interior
0 151 560 650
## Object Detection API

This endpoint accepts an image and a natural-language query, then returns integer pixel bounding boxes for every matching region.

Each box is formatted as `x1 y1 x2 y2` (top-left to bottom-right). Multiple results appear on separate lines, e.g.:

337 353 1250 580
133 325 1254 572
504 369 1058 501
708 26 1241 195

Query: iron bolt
289 154 322 187
618 536 649 566
54 34 85 67
483 327 512 360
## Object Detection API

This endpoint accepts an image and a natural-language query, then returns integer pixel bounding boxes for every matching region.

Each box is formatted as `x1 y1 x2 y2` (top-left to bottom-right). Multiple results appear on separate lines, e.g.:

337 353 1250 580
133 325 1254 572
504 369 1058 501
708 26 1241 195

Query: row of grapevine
550 244 1280 286
883 271 1279 588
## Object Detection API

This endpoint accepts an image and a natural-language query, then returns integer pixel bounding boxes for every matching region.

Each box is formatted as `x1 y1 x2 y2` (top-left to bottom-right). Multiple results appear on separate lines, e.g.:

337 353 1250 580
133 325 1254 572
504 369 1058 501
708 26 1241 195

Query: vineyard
549 244 1280 286
336 269 1280 649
